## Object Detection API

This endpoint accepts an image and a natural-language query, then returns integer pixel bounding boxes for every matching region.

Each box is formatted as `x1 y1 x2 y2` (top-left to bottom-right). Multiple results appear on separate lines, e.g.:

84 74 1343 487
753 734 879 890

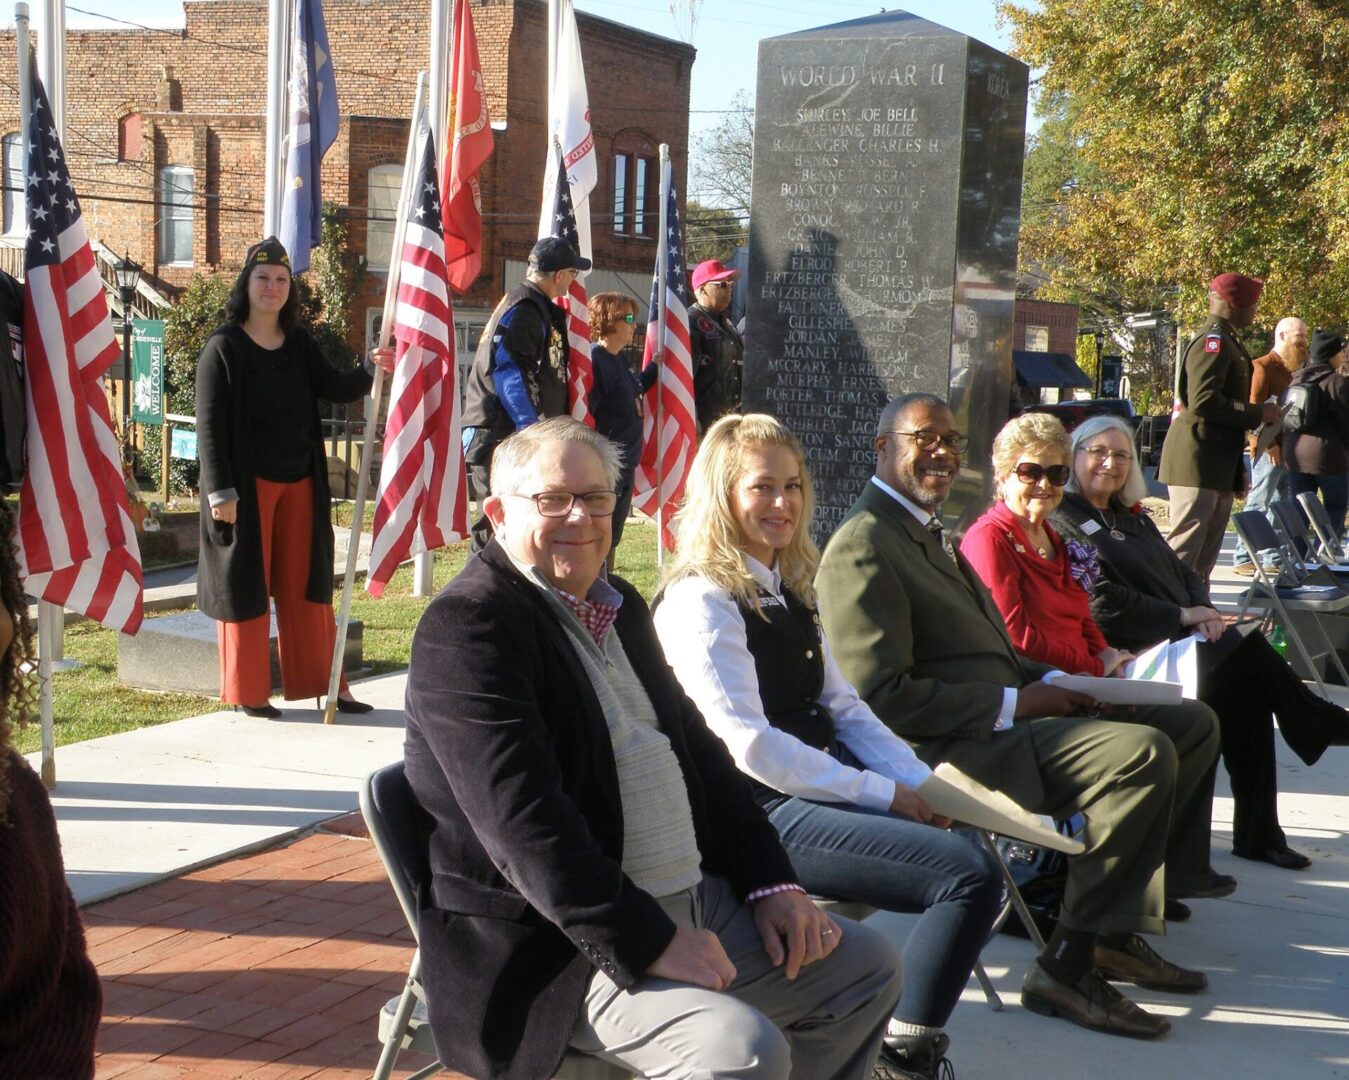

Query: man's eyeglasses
1081 446 1131 464
510 490 618 518
705 281 734 290
1014 463 1071 486
622 313 636 324
886 430 970 453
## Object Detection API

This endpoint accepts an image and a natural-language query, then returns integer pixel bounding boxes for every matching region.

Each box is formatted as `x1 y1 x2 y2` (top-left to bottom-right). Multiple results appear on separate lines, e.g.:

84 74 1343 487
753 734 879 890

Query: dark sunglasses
1014 463 1071 486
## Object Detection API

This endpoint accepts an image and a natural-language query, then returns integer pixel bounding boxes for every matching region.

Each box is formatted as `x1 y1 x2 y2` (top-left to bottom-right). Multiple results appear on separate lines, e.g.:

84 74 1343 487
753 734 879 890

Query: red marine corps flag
17 71 143 634
441 0 493 292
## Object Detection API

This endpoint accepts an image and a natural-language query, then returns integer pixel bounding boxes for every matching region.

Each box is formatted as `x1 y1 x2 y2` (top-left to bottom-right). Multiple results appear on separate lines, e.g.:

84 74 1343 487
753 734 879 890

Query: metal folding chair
1296 491 1349 564
1270 497 1349 577
1232 511 1349 695
360 763 633 1080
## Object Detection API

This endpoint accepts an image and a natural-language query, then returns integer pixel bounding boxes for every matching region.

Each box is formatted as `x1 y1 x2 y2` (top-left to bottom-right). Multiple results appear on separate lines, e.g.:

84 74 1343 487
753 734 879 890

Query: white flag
538 0 596 262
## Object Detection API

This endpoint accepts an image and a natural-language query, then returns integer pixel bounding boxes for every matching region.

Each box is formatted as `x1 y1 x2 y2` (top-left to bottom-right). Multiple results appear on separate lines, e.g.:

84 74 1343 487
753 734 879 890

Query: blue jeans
1289 471 1349 541
763 793 1003 1027
1232 451 1288 565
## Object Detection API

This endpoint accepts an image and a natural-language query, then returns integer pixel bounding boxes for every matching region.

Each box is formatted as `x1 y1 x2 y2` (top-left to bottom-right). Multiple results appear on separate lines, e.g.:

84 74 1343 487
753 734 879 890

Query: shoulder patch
1204 334 1222 353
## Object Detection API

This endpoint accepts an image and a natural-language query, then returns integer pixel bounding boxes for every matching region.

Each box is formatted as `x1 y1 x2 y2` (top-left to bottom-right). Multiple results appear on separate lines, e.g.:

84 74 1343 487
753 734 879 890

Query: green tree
691 90 753 224
685 200 748 265
1000 0 1349 328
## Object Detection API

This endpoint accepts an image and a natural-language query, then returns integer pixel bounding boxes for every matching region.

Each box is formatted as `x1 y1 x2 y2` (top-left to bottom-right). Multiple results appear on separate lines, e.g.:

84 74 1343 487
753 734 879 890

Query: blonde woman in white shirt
653 414 1002 1080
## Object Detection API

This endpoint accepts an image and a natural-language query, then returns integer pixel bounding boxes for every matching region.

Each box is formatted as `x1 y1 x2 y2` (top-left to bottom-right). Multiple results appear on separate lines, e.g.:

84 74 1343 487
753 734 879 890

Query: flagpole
322 72 428 725
32 0 63 788
654 145 671 567
414 0 452 599
263 0 293 235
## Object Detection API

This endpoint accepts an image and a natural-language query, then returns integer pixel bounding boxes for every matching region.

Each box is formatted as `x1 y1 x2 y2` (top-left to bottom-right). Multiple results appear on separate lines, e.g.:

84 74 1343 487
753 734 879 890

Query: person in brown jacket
1231 317 1308 573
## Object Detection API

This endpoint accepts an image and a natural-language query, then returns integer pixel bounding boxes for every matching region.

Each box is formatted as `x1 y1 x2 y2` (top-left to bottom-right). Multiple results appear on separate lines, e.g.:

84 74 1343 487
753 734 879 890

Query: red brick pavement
88 813 463 1080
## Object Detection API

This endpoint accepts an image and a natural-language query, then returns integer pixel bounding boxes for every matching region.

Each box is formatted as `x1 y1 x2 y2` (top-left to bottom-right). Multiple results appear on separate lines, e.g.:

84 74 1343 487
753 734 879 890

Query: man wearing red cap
688 259 745 432
1159 273 1279 582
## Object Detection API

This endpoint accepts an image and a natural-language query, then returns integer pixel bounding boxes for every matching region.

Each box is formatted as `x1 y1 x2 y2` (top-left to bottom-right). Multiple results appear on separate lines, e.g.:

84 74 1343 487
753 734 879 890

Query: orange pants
217 476 348 706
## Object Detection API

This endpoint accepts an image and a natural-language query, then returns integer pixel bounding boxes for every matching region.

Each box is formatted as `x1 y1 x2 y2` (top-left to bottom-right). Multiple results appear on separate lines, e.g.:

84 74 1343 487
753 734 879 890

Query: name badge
1080 520 1103 536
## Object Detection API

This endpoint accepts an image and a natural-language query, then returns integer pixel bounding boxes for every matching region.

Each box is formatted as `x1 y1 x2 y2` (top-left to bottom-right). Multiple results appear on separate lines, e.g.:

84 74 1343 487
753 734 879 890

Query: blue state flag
278 0 339 274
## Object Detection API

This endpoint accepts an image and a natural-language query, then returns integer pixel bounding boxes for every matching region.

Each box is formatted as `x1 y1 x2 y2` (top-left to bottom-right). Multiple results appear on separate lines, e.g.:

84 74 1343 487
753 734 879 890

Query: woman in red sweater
960 412 1128 676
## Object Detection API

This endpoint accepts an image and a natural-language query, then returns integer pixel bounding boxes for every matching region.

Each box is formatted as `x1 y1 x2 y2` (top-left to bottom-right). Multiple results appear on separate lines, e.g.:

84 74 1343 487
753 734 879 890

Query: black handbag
994 814 1083 940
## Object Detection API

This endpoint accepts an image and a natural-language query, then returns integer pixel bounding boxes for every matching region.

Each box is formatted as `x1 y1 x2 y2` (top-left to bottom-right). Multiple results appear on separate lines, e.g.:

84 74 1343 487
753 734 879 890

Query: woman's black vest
736 584 835 803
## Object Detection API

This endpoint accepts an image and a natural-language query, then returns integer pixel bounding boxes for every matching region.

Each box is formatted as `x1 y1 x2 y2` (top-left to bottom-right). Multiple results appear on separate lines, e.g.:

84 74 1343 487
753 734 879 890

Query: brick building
0 0 695 357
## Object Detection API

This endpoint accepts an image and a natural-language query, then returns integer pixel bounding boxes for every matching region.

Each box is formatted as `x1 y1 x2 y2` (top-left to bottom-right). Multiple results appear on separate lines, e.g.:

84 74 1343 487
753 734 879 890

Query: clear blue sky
45 0 1022 201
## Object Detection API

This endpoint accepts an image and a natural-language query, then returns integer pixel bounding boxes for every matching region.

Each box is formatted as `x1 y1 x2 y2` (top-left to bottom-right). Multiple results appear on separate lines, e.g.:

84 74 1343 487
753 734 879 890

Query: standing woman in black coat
196 237 393 717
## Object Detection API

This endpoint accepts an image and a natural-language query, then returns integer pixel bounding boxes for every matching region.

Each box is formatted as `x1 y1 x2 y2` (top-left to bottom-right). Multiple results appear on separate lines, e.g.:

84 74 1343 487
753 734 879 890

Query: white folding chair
360 763 633 1080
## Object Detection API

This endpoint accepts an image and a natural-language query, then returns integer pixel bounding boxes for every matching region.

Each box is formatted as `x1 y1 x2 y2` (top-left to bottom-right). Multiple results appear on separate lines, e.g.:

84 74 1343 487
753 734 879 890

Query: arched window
2 133 23 235
611 131 658 238
157 165 194 265
366 164 403 271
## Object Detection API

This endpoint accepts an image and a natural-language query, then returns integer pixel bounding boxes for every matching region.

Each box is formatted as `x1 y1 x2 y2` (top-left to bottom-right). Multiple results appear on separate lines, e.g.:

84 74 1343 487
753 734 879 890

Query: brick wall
0 0 694 352
1014 298 1079 354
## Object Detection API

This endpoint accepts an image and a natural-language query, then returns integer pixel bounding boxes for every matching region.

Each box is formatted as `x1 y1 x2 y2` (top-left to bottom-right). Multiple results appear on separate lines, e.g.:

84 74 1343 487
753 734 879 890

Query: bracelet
746 883 807 905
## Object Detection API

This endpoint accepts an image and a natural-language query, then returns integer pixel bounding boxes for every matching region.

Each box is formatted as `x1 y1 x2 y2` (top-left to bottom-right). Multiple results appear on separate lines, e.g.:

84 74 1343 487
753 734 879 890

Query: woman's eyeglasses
623 313 635 324
1081 447 1131 464
1014 463 1071 486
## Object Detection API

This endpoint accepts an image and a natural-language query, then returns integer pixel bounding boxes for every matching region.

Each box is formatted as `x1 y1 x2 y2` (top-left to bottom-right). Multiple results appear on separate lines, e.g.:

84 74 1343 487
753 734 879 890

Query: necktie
927 516 956 562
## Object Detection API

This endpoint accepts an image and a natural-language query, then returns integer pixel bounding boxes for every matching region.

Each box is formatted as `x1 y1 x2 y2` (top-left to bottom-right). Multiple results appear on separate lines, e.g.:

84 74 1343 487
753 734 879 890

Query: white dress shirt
654 555 931 813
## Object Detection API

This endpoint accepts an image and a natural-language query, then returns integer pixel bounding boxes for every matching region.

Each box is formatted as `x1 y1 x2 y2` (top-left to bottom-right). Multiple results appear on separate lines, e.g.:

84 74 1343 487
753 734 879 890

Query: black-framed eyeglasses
886 429 969 453
509 490 618 517
622 313 636 324
1014 463 1071 486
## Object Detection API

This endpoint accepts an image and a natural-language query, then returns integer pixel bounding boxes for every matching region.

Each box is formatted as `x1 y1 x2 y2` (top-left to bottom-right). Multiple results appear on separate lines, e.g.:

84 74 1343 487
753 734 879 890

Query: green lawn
13 520 666 754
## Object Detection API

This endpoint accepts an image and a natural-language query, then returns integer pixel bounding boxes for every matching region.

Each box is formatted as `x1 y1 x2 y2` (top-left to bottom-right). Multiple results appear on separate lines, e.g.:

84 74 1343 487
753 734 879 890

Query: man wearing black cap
462 236 592 549
1160 272 1280 583
688 259 744 433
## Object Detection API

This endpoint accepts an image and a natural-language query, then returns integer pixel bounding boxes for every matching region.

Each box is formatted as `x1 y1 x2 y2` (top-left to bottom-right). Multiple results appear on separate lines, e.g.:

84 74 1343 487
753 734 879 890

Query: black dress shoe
1233 845 1312 870
875 1032 952 1080
1170 869 1237 899
235 703 281 719
1164 898 1191 921
334 696 374 714
1094 934 1208 993
1022 961 1170 1039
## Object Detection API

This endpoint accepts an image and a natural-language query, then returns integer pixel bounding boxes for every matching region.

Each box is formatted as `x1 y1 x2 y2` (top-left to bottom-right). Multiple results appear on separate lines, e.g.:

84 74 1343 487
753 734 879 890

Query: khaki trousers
1167 485 1235 584
571 874 902 1080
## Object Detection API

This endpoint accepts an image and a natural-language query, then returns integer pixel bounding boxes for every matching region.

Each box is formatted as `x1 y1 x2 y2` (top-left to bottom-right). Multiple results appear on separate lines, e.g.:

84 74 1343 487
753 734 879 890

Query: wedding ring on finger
822 929 835 937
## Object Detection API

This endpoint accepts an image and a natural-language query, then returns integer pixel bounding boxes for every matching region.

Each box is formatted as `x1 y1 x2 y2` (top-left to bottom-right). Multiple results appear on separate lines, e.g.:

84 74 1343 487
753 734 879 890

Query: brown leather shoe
1022 961 1171 1039
1095 934 1208 993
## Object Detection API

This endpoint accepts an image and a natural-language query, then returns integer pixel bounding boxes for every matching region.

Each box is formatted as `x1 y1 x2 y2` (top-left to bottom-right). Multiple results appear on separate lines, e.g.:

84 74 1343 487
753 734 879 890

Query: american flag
545 144 594 427
17 72 143 633
366 128 466 596
632 175 695 548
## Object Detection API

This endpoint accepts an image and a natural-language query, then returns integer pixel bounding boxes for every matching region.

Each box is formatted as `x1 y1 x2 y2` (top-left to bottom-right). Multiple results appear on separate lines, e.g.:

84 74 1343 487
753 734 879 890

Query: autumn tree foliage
1002 0 1349 327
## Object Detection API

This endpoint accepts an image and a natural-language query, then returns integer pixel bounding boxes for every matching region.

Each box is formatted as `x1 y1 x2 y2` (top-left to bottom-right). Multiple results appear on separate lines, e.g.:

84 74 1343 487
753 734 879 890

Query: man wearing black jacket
404 417 901 1080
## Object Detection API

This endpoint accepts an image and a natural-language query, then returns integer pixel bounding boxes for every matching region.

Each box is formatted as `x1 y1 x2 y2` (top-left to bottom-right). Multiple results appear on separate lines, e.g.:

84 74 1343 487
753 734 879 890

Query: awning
1013 350 1093 389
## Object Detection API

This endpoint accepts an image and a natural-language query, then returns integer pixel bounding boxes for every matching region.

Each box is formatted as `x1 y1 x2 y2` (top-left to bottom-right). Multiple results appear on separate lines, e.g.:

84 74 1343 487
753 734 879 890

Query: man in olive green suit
1159 272 1279 583
817 392 1224 1042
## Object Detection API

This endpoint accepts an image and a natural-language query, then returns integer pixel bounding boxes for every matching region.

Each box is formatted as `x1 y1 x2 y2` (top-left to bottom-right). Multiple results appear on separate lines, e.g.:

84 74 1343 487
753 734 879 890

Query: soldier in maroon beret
1159 273 1279 583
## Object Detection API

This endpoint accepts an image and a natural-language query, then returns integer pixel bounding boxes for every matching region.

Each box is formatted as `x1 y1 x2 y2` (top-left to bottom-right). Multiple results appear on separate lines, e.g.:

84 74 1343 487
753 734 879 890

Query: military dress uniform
688 303 743 433
1159 315 1264 581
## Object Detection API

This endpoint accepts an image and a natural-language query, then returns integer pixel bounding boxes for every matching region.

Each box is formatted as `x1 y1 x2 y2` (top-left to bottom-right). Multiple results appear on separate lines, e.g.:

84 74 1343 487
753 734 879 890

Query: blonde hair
991 412 1070 490
663 414 820 611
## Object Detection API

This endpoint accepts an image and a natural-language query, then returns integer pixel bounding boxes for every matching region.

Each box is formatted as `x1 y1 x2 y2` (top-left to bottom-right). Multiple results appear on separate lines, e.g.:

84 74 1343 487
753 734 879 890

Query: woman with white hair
1051 414 1349 873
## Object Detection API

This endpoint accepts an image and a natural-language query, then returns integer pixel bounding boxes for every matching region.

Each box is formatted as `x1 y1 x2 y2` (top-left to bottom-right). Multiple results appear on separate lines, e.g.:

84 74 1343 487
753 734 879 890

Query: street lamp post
114 252 143 462
1094 328 1105 398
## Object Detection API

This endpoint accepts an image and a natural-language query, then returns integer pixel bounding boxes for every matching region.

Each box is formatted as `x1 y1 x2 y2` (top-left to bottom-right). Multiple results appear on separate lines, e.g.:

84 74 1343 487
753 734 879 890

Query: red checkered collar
553 576 623 646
